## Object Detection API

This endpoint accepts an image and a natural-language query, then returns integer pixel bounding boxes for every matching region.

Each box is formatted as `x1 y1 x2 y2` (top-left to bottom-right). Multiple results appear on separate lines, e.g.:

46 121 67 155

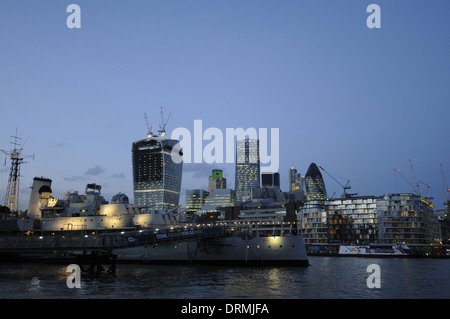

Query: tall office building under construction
132 112 183 211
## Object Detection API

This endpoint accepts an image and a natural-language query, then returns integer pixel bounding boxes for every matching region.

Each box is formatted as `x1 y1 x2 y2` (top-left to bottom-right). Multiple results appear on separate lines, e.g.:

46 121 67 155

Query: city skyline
0 1 449 210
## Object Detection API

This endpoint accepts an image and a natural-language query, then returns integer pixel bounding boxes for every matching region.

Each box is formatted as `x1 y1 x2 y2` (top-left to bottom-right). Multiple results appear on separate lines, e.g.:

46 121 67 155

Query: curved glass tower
132 135 183 211
305 163 327 201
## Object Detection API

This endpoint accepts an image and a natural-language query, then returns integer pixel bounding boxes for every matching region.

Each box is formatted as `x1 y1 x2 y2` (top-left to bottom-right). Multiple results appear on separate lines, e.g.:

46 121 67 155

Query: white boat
338 243 414 257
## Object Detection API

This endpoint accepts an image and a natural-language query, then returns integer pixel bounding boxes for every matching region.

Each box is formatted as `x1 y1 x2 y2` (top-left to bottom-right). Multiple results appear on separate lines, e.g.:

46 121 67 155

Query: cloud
64 175 86 182
85 165 107 176
110 172 125 178
183 163 227 179
49 140 68 148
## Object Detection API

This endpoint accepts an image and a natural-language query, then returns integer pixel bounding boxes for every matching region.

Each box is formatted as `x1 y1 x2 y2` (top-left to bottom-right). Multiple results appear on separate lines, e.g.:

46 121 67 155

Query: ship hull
113 235 309 266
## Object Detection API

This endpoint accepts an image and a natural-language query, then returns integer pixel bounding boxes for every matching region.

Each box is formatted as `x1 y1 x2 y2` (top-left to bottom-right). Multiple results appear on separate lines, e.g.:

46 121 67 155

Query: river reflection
0 257 449 299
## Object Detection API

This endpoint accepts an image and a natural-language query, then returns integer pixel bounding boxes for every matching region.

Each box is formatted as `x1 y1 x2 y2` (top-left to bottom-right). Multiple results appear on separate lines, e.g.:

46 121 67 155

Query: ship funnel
27 177 52 220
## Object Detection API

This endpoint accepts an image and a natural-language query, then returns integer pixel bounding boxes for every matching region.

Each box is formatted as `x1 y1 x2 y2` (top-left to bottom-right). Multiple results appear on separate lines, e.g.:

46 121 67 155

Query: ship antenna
1 129 35 212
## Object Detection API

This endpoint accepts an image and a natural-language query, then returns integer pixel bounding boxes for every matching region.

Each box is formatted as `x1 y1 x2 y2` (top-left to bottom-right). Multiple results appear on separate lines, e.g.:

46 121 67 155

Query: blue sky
0 0 449 210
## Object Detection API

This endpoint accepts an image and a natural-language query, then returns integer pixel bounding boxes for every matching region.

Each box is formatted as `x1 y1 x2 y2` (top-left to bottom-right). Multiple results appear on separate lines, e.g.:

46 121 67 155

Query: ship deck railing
0 225 228 253
217 220 301 237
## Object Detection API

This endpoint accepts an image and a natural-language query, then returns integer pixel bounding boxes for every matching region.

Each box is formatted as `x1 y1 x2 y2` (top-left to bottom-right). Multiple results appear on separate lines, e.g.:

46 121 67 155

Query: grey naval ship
1 177 308 266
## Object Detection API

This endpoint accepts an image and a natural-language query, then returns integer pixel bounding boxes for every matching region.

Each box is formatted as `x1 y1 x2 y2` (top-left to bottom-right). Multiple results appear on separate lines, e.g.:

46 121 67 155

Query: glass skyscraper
132 135 183 211
235 138 260 202
305 162 327 201
289 167 302 192
262 172 280 189
185 189 209 212
204 188 235 208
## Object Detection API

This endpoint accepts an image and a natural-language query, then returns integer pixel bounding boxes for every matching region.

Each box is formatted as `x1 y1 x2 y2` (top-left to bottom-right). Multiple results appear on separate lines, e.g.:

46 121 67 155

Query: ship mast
1 130 34 212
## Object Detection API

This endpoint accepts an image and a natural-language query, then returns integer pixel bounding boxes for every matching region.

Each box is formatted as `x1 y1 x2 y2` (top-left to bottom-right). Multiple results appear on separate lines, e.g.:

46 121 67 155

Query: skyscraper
185 189 209 212
262 172 280 189
289 167 302 192
211 169 222 180
208 169 227 193
305 163 327 201
204 188 235 208
235 138 260 202
132 133 183 211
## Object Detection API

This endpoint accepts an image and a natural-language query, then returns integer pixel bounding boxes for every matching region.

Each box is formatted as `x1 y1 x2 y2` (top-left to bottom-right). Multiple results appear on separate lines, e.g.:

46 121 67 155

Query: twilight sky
0 0 449 210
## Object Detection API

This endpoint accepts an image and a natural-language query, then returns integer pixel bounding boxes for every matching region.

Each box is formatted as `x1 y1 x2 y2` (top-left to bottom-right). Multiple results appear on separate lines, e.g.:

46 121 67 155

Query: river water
0 256 448 299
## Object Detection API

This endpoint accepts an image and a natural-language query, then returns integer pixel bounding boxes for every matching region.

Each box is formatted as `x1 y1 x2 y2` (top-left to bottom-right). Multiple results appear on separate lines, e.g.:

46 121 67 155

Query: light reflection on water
0 257 448 299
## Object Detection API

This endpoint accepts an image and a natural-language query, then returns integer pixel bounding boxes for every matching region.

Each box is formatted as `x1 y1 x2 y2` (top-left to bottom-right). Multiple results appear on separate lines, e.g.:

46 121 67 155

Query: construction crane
418 180 431 197
394 168 419 195
144 113 153 137
409 158 420 195
318 165 356 199
441 164 450 211
158 107 173 137
394 169 434 208
394 159 424 196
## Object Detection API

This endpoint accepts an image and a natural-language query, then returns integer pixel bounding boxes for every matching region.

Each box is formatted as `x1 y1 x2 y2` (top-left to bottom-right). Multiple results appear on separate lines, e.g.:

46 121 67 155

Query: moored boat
338 243 415 257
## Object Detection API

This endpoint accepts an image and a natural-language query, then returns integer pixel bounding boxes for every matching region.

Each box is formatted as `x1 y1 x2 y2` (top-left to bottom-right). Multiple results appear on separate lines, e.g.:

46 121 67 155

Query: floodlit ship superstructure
19 177 180 233
9 177 309 266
